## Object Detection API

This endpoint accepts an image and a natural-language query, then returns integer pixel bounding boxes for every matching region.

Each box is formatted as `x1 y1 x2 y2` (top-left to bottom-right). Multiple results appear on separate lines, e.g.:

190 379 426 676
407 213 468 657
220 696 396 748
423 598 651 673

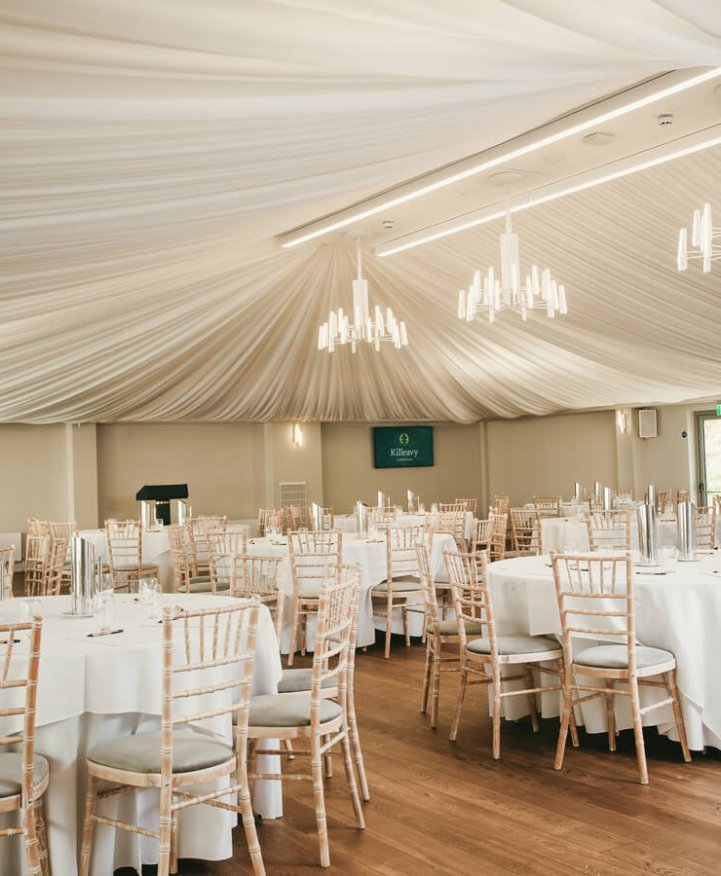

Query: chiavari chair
0 546 15 598
228 554 285 637
187 516 228 577
371 525 426 659
25 535 67 597
445 551 570 758
105 519 159 592
287 530 342 666
533 495 562 518
248 568 364 868
26 519 49 538
470 518 492 554
168 524 198 592
551 552 691 784
677 489 690 504
508 508 543 556
257 508 284 537
695 506 716 551
585 510 631 552
80 601 264 876
284 503 304 531
48 521 78 589
0 617 49 876
455 498 477 514
493 496 510 516
208 529 247 557
488 510 508 562
439 502 465 513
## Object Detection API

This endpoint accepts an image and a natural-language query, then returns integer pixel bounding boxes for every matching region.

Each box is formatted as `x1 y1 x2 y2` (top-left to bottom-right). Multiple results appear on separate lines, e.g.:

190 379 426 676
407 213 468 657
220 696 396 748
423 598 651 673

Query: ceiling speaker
638 408 658 439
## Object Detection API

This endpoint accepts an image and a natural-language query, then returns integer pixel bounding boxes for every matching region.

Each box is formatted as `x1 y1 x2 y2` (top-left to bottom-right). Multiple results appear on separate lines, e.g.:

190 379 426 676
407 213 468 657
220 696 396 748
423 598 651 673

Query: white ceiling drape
2 1 721 423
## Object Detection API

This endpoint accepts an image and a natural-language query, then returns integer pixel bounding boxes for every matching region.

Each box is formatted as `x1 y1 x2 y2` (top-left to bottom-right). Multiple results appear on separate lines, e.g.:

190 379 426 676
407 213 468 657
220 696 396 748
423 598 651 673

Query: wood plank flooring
116 635 720 875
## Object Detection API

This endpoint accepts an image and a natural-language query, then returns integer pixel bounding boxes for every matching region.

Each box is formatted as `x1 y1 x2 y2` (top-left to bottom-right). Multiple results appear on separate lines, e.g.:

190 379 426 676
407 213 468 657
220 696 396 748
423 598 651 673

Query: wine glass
94 591 115 634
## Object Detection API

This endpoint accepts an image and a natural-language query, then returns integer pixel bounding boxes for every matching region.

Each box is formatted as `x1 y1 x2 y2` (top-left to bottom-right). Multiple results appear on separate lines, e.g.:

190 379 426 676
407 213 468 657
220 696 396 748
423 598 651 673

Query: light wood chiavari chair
284 504 304 531
533 495 562 518
0 546 15 598
24 535 49 598
0 616 50 876
188 516 228 577
308 505 335 531
455 498 477 514
257 508 284 537
371 525 426 659
445 550 570 758
105 519 159 592
439 502 465 513
80 600 264 876
48 521 78 590
26 519 49 538
695 506 716 551
470 518 492 553
677 489 690 504
287 530 342 666
585 510 631 552
551 552 691 784
228 554 285 637
248 567 364 868
493 496 510 516
488 510 507 562
208 529 248 557
509 508 543 556
168 524 198 592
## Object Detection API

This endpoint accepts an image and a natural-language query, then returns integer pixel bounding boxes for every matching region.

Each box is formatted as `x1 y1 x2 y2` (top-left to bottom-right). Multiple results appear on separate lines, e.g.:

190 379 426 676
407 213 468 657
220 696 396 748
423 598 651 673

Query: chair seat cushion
298 582 321 599
0 754 49 798
249 691 343 728
505 550 538 558
114 563 159 573
87 731 233 774
188 576 229 593
467 635 560 656
430 618 484 637
373 576 422 593
277 668 336 694
574 644 675 670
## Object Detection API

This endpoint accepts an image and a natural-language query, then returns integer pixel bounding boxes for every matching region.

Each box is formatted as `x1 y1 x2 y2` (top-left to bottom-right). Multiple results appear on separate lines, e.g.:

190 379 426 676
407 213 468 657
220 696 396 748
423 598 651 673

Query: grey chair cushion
574 644 675 670
188 576 229 593
429 618 484 636
298 582 321 598
373 576 422 593
114 563 159 573
504 550 538 558
0 754 49 798
87 731 233 774
467 635 560 656
277 668 336 693
249 691 343 728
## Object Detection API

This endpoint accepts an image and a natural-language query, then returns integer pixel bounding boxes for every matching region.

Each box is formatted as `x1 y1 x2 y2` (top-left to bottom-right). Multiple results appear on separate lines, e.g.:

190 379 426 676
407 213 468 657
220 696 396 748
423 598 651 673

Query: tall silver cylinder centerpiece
377 490 386 509
69 535 95 616
647 484 658 510
677 500 697 562
603 486 614 512
355 501 369 538
140 499 156 530
636 503 659 567
310 502 322 531
573 482 582 503
406 490 415 513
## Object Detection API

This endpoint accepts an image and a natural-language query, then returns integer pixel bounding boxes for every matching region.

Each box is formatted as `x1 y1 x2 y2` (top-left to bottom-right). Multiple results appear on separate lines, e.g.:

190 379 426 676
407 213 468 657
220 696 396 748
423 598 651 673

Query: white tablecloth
245 532 456 651
540 516 679 554
487 554 721 751
0 593 282 875
334 512 474 541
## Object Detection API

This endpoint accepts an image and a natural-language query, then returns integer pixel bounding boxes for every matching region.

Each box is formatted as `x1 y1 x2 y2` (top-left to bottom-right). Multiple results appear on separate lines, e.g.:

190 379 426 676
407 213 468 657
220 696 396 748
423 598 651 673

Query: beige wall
97 423 265 521
485 411 618 506
0 424 68 532
321 423 482 514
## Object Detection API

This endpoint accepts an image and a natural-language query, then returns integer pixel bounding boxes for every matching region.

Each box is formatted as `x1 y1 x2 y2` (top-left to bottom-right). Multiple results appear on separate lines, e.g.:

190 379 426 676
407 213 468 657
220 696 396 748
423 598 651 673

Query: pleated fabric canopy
2 1 721 423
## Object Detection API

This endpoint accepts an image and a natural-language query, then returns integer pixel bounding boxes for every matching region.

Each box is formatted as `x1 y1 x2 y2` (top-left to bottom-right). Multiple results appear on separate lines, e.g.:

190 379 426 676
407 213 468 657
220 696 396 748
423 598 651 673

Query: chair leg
248 739 259 799
323 735 333 779
524 666 540 733
554 670 575 771
35 797 50 876
346 688 369 802
340 726 365 830
449 666 468 742
666 670 692 763
629 676 649 785
491 669 502 760
605 680 617 752
237 739 266 876
384 595 392 659
287 597 299 667
420 642 432 714
22 795 42 876
79 773 99 876
430 655 442 730
170 810 179 875
402 601 410 647
283 738 295 761
310 733 331 868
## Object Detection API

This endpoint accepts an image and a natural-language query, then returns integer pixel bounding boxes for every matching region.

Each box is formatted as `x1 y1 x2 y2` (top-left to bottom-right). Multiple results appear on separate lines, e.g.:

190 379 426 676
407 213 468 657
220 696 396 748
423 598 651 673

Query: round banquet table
334 511 474 541
487 554 721 751
0 593 282 876
540 516 679 554
243 531 457 652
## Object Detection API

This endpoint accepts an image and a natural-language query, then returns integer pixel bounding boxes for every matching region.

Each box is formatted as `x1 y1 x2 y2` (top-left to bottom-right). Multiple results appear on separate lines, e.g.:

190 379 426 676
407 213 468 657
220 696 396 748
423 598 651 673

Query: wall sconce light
292 423 303 446
616 410 628 434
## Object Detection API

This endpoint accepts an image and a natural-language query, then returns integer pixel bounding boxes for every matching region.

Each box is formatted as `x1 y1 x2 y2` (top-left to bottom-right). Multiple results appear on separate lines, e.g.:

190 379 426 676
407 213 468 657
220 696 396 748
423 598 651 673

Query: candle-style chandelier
457 213 568 323
318 239 408 353
677 203 721 273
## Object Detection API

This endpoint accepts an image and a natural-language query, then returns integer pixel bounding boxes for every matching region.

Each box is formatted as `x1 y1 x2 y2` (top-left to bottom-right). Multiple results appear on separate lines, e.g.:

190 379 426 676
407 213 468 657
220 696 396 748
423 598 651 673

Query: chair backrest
44 536 69 596
439 502 465 513
48 521 78 539
168 524 193 589
471 518 492 552
493 496 510 516
455 498 477 514
26 518 49 537
488 511 507 561
533 496 562 518
228 554 285 637
257 508 284 537
416 539 442 637
24 535 49 597
551 552 634 667
695 506 716 550
444 550 493 652
386 525 425 582
309 566 359 720
208 530 247 557
585 510 631 552
190 515 228 536
161 600 259 780
510 508 543 554
308 505 335 531
438 511 466 550
0 546 15 598
207 531 250 589
289 530 342 594
0 617 42 826
105 519 143 574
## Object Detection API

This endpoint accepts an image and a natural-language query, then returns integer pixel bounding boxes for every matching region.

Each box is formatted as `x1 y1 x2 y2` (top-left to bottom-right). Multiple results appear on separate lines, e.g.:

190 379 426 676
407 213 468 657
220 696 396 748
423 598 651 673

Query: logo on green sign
399 432 410 446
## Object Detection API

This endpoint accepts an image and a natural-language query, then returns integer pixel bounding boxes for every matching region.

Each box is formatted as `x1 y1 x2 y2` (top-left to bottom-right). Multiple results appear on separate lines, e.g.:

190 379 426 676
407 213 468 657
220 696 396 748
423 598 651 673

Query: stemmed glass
139 576 162 622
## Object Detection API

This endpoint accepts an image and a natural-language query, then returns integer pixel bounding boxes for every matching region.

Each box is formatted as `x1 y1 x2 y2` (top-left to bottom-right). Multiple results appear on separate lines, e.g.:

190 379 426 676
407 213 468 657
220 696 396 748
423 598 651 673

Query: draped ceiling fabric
2 1 721 423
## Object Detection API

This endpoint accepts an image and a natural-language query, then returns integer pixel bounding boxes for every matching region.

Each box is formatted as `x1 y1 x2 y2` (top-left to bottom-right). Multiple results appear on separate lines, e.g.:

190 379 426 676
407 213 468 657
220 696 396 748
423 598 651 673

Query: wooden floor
117 636 719 876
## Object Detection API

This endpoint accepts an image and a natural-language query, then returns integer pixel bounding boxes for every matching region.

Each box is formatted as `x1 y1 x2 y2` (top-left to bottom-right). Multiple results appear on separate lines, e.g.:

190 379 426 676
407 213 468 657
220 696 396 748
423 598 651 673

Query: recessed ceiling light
488 170 526 186
582 132 615 146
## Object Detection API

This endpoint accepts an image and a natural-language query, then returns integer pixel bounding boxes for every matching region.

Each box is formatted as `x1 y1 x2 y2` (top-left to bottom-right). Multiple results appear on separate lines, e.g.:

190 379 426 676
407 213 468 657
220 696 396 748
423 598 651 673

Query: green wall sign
373 426 434 469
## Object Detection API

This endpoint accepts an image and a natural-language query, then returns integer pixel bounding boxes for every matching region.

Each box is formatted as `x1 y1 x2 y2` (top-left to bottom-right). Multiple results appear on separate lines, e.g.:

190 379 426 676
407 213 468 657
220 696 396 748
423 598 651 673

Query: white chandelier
318 240 408 353
457 214 567 323
677 203 721 273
